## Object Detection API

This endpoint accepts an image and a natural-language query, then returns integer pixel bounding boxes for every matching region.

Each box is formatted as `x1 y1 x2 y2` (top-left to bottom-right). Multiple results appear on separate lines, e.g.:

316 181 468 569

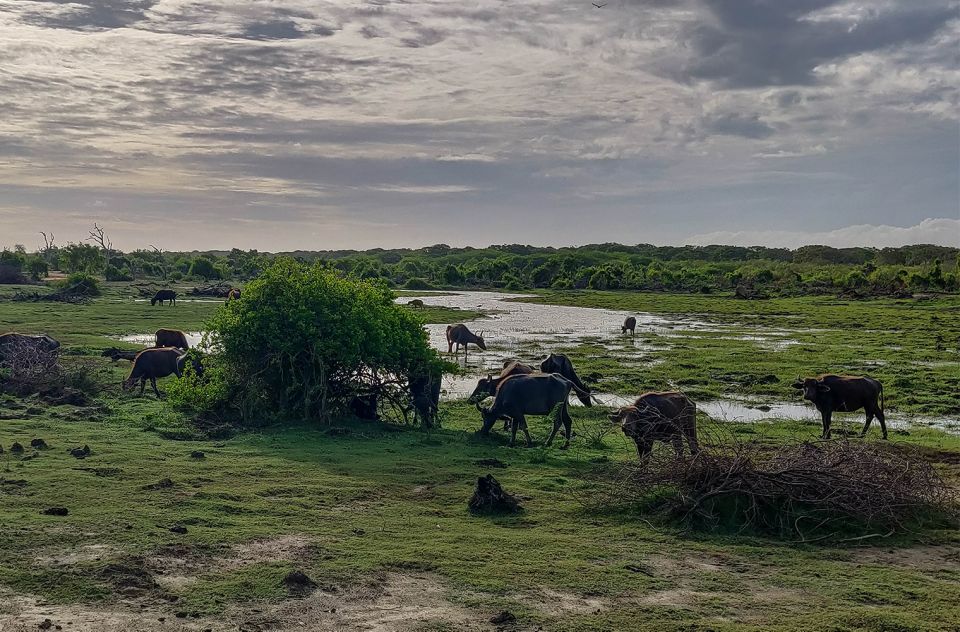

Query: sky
1 0 958 252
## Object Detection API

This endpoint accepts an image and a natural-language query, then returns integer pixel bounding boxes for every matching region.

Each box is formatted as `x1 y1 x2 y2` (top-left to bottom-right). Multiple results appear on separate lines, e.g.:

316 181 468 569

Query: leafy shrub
167 271 184 281
0 264 27 284
206 258 446 426
104 264 133 281
403 277 436 290
57 272 101 296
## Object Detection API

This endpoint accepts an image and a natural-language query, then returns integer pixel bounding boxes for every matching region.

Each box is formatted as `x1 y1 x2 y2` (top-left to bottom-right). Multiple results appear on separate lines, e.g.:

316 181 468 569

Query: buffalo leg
519 416 533 448
138 378 146 396
636 439 653 459
150 377 161 398
671 435 684 457
509 414 519 446
545 414 562 447
685 426 700 455
875 407 888 440
861 411 874 437
560 406 572 449
821 410 832 440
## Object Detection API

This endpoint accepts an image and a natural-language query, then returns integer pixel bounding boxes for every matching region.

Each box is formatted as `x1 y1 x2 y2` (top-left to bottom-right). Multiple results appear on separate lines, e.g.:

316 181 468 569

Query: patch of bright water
116 332 206 348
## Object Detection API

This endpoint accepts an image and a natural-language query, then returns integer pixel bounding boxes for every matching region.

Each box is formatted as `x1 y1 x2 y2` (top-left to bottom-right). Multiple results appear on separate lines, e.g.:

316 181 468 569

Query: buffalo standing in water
150 289 177 306
622 316 636 335
446 324 486 357
155 328 189 350
609 392 699 459
792 374 886 440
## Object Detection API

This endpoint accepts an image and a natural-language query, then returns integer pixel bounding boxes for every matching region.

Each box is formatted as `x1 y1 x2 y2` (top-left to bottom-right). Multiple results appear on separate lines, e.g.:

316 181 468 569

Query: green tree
207 259 445 425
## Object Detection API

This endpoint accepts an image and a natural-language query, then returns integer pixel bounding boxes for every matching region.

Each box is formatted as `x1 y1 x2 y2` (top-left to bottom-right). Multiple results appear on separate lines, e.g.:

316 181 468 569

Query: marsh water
399 291 958 433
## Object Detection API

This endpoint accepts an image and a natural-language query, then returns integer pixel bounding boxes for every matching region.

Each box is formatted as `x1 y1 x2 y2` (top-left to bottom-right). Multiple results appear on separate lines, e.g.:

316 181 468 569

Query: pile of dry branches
0 339 62 395
188 282 234 298
583 425 957 541
9 290 90 304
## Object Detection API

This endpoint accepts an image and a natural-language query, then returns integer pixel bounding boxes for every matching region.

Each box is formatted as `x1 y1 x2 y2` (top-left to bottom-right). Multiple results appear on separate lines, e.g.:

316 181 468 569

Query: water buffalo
101 348 139 362
622 316 636 335
539 353 592 406
477 373 589 448
446 324 486 357
227 288 241 301
410 370 442 427
0 333 60 358
407 299 425 309
349 393 379 421
791 374 886 440
155 328 189 350
151 289 177 306
609 392 699 459
122 347 191 397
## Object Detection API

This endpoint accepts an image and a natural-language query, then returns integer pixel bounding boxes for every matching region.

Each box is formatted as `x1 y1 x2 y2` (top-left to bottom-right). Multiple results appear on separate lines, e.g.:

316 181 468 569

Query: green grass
0 283 958 630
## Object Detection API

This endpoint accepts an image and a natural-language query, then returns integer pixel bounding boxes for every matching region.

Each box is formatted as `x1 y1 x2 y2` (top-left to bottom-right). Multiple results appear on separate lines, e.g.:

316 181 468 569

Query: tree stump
469 474 521 515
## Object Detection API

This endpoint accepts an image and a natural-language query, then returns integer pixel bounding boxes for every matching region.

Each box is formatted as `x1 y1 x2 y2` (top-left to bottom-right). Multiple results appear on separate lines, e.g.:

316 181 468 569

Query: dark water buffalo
122 347 191 397
609 392 699 459
227 288 241 301
477 374 589 448
410 370 442 427
0 333 60 358
155 328 189 350
407 299 425 309
349 393 379 420
151 289 177 306
446 324 486 357
539 353 592 407
622 316 637 335
468 361 535 403
792 374 887 440
101 348 139 362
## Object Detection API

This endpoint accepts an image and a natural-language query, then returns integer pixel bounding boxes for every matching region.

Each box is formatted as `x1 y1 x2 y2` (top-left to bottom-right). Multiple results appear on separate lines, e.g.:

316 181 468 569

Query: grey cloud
20 0 157 30
678 0 956 87
704 113 776 139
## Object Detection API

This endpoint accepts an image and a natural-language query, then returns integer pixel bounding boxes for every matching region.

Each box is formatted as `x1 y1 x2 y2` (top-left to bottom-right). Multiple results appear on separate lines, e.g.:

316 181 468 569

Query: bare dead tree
39 231 56 253
87 223 113 254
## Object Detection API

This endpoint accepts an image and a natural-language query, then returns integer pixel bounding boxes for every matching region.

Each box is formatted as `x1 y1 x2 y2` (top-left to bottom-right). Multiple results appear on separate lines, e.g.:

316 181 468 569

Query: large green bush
207 258 445 425
57 272 101 296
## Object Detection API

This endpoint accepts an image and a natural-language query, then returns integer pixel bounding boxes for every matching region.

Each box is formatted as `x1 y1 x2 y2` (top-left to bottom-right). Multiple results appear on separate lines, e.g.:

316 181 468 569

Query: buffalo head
475 331 487 351
468 374 495 404
792 376 830 402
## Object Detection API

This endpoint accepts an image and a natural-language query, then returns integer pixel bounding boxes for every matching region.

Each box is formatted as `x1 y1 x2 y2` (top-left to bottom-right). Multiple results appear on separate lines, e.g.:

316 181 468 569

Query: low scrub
582 429 958 542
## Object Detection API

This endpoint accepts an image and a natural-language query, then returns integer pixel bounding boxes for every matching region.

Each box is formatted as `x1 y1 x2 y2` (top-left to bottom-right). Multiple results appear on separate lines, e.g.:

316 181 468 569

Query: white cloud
688 218 960 248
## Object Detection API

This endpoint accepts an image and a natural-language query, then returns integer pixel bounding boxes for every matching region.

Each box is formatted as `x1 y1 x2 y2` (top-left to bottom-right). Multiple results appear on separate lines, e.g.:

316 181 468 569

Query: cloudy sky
1 0 958 251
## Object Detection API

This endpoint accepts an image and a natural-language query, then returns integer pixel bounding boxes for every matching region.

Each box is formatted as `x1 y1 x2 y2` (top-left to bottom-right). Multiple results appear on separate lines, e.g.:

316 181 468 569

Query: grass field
1 284 958 631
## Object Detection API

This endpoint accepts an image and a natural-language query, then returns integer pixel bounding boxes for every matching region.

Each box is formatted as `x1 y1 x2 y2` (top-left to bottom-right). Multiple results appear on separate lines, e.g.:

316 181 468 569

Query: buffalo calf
609 392 699 459
792 374 886 440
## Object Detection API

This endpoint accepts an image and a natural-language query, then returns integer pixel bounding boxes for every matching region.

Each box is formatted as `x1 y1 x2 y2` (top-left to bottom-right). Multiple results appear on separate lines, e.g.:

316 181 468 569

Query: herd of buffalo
0 300 890 459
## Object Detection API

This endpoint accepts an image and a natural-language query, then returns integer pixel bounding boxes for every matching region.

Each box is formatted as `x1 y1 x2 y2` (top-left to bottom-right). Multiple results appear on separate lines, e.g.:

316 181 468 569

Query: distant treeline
2 241 958 296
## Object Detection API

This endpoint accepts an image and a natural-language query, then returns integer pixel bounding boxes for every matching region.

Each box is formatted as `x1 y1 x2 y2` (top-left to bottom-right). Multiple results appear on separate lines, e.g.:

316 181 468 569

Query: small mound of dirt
190 451 205 459
169 525 188 534
282 570 318 597
99 559 158 595
143 478 174 490
469 474 522 515
30 438 49 450
41 388 89 406
10 442 24 453
474 458 507 468
41 507 69 516
69 445 91 459
490 610 516 624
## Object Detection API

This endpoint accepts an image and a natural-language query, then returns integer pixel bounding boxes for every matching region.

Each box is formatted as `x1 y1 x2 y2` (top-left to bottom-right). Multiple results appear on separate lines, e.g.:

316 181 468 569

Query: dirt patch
849 544 960 571
225 572 493 632
0 592 207 632
37 544 117 566
521 587 606 616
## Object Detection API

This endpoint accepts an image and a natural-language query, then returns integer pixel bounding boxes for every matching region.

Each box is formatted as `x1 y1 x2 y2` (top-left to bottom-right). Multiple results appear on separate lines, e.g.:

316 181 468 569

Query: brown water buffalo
155 328 189 350
609 392 699 459
539 353 592 406
122 347 190 397
477 374 589 448
791 374 886 440
407 299 425 309
622 316 637 335
227 288 241 301
151 289 177 306
0 333 60 358
446 324 486 357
